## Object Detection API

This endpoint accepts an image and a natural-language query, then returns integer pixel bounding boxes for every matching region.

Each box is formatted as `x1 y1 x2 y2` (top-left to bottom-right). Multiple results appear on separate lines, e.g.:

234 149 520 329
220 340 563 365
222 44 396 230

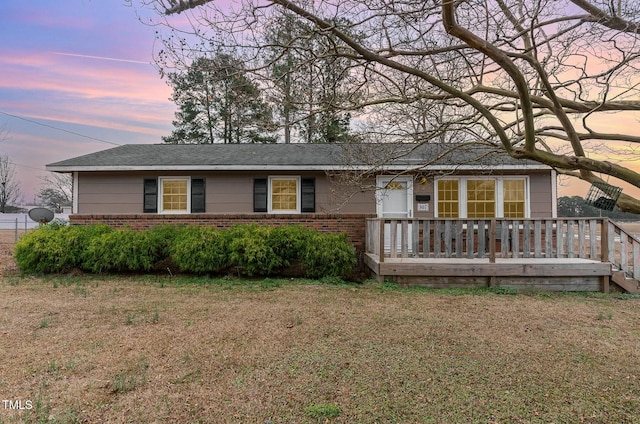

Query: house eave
46 164 552 173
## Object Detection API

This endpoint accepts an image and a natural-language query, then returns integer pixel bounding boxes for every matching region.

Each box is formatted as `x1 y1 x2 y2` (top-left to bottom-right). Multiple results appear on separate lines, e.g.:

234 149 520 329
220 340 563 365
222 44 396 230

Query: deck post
603 275 610 294
489 219 496 263
600 218 609 263
589 219 598 260
400 219 409 258
378 218 385 263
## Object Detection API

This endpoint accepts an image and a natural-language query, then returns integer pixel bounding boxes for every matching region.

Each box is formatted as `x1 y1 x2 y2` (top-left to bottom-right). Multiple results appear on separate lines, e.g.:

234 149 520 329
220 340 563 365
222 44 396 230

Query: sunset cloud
1 0 639 205
0 1 175 199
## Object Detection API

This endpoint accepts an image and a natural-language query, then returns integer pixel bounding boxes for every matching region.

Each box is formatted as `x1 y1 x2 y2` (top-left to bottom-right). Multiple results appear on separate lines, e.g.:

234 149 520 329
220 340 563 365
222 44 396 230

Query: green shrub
268 225 356 278
301 233 356 279
268 225 316 267
83 229 162 273
146 224 183 259
226 224 282 276
14 224 112 273
171 226 229 273
14 222 357 279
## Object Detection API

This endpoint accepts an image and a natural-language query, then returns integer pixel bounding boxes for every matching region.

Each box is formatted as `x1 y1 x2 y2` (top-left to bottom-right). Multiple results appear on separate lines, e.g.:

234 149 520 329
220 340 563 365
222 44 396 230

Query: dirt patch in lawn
2 229 640 422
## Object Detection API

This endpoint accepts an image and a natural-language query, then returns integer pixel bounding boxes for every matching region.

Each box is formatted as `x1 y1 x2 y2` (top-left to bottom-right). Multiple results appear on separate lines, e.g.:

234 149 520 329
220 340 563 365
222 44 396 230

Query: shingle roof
46 143 547 172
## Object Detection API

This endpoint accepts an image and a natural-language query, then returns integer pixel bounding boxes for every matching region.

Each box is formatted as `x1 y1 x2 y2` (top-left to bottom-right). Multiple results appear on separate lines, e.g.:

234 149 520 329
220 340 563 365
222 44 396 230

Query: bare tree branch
136 0 640 212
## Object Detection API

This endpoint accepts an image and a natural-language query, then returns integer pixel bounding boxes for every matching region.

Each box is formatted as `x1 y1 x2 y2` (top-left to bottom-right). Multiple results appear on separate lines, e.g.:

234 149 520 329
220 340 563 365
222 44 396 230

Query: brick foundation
70 213 374 257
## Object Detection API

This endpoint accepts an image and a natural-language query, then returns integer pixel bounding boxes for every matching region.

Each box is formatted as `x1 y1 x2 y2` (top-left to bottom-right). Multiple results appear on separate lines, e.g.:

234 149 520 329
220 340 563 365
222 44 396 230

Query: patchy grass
1 273 640 423
2 229 640 422
305 403 341 420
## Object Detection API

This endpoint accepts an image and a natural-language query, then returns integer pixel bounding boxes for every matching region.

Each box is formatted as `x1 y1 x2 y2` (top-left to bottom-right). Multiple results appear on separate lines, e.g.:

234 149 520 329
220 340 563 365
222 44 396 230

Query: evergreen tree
163 53 276 144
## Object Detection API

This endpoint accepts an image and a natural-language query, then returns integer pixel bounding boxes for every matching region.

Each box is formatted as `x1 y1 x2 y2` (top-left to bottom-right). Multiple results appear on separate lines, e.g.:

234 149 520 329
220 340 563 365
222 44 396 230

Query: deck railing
365 218 640 278
605 220 640 280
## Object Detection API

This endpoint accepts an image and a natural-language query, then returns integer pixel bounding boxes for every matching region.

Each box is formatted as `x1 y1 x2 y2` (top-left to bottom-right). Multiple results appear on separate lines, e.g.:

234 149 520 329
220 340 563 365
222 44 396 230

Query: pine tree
163 53 276 144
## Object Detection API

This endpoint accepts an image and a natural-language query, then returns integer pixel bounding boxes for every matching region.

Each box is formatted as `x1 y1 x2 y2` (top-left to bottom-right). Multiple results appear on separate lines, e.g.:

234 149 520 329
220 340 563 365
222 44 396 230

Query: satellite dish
28 207 55 224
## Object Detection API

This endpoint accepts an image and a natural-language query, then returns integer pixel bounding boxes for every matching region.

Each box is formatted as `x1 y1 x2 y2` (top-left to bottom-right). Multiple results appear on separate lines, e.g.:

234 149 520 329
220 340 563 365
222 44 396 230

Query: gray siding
76 171 376 215
75 170 553 217
78 173 144 214
529 172 553 217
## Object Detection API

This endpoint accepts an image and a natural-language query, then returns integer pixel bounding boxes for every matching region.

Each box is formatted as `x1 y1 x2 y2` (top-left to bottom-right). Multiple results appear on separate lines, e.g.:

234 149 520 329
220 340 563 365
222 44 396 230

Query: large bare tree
137 0 640 212
38 173 72 212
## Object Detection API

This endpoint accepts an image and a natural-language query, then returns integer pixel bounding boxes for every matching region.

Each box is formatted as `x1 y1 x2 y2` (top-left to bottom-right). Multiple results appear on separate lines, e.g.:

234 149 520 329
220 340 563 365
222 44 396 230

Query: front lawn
1 276 639 423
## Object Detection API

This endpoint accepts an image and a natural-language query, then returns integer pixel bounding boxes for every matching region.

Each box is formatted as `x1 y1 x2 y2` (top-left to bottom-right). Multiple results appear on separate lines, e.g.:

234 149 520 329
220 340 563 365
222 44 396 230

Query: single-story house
45 142 557 220
47 142 640 293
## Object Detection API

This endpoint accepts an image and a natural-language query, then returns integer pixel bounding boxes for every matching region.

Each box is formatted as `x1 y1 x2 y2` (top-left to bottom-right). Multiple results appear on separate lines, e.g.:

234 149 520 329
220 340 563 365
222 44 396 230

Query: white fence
0 213 69 241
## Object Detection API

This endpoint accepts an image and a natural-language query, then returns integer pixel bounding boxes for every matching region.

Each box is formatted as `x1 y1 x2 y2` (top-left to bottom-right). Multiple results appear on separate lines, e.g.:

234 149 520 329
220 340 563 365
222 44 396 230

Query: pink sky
0 1 637 205
0 1 175 201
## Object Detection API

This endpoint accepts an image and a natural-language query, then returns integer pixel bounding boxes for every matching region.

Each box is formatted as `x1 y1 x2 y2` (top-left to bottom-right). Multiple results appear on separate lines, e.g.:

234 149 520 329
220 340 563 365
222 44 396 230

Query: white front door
377 176 413 253
377 176 413 218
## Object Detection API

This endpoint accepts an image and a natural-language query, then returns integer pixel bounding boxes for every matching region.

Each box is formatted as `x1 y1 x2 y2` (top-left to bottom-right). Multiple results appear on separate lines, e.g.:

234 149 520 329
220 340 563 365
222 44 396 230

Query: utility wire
0 111 121 146
9 161 46 172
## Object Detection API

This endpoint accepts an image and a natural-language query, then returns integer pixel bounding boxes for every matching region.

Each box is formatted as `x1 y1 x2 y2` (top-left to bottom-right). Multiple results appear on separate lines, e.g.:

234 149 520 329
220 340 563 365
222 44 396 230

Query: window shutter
301 178 316 213
253 178 268 212
191 178 206 213
143 178 158 213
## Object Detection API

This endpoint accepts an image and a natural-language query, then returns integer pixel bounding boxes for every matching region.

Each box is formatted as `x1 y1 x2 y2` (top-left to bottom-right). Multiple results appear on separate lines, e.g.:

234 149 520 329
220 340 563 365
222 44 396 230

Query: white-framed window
435 176 529 218
159 177 191 214
268 176 300 213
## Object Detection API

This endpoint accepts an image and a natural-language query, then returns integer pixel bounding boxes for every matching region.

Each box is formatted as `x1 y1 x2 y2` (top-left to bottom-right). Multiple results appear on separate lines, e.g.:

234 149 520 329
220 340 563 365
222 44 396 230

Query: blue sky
0 0 635 203
0 0 175 201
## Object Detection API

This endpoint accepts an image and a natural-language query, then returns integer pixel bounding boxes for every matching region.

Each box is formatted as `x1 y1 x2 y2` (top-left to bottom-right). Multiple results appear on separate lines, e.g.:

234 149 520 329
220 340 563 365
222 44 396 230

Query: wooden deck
365 218 640 293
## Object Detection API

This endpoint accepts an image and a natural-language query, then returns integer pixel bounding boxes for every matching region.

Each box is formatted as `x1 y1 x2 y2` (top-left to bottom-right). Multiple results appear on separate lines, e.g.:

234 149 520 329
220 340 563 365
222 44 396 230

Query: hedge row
14 223 356 278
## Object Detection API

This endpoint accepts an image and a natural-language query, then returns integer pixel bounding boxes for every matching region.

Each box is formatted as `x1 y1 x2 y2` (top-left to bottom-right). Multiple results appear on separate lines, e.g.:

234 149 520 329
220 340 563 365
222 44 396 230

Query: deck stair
606 221 640 294
611 271 640 294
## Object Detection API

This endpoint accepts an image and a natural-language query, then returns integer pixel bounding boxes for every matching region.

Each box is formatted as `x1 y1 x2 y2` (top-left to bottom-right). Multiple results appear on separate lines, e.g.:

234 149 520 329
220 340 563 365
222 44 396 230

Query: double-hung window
503 179 525 218
466 180 496 218
437 180 459 218
253 177 316 214
143 177 205 214
436 177 528 218
161 178 189 213
270 177 299 213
